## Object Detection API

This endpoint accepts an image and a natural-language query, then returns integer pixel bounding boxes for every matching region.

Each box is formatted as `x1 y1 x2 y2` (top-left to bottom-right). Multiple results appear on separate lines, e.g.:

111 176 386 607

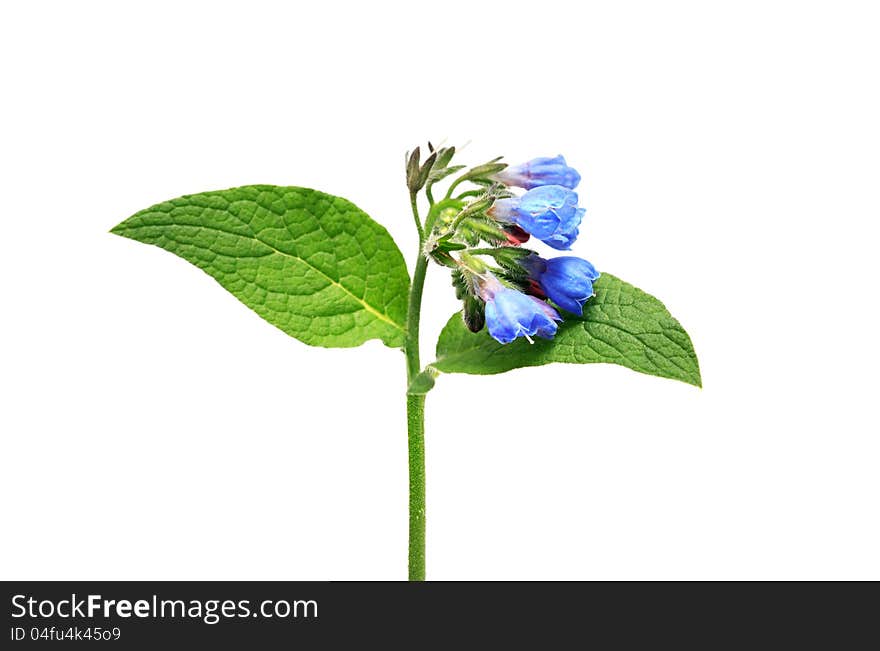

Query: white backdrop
2 1 878 580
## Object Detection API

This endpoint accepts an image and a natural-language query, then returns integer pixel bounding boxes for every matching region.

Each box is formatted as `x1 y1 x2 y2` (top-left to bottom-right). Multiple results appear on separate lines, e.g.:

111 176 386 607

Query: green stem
444 176 464 200
409 192 424 242
405 198 430 581
406 393 426 580
406 248 428 381
455 189 484 200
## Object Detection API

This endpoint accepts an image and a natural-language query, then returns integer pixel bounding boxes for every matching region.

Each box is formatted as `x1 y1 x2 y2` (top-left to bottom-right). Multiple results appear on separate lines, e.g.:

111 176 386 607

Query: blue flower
520 255 600 316
478 275 561 344
495 155 581 190
490 185 585 250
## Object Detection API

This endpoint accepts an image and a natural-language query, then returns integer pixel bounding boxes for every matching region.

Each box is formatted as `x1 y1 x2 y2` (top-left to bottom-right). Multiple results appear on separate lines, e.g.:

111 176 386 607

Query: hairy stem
406 253 427 380
409 192 424 242
406 393 426 580
405 198 429 580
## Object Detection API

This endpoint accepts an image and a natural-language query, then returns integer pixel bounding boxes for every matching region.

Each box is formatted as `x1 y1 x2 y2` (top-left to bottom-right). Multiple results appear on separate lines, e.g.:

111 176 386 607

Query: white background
2 1 878 580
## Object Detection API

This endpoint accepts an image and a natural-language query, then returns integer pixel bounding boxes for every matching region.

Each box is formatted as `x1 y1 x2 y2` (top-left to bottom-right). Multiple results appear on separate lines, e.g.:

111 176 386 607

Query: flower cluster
412 145 599 345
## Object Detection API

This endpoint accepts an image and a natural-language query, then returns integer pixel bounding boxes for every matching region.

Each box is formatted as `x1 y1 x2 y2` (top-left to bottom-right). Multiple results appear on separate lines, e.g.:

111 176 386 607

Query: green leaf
111 185 409 348
432 273 701 387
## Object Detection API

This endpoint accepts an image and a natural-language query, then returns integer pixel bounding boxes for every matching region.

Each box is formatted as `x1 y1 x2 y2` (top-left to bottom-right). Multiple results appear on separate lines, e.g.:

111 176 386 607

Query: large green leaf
432 273 701 386
111 185 409 348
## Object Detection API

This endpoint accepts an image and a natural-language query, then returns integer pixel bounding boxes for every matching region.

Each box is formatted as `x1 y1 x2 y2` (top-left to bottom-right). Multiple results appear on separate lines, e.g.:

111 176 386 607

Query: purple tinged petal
495 155 581 190
481 280 561 344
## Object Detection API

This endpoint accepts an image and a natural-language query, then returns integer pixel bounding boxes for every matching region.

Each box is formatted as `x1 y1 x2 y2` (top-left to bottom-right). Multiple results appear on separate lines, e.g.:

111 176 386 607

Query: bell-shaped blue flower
489 185 584 250
478 275 561 344
495 155 581 190
520 255 600 316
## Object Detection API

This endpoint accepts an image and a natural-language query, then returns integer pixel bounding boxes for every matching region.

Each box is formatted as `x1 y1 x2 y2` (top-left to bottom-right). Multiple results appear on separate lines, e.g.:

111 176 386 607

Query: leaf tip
685 357 702 388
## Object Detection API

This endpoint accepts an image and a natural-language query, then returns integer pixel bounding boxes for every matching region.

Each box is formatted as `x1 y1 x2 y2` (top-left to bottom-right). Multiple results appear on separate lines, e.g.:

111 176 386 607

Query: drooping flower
519 255 600 316
494 155 581 190
489 185 584 250
477 274 561 344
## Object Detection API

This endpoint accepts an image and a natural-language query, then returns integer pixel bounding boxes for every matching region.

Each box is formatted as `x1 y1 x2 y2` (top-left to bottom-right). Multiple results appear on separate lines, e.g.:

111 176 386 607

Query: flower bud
502 224 531 246
494 155 581 190
462 295 486 333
